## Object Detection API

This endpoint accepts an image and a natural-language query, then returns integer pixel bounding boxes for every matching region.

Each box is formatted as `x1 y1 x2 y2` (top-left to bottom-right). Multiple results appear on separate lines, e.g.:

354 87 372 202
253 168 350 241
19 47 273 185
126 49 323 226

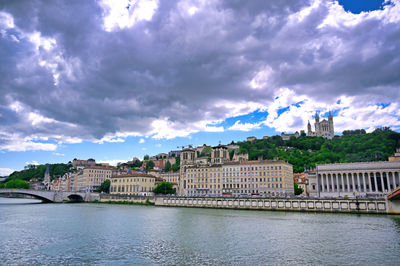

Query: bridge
0 189 100 203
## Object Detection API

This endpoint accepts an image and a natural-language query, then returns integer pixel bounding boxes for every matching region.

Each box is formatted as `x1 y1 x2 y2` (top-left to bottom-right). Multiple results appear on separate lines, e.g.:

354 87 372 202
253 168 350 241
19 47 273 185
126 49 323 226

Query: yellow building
184 160 294 196
74 166 112 192
110 174 156 196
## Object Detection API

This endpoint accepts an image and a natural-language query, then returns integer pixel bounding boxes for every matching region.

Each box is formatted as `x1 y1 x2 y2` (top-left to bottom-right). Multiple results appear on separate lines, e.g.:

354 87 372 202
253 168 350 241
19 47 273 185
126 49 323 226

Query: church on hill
307 112 334 139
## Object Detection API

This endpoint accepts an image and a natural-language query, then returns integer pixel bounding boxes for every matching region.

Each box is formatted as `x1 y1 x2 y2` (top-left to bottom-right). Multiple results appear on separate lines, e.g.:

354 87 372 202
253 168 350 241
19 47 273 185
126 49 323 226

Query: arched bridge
0 189 99 203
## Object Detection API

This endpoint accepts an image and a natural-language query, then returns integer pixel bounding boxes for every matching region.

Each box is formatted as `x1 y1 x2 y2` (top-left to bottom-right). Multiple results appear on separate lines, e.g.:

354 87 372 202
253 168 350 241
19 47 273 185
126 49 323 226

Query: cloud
228 120 261 132
97 159 128 166
139 138 145 144
0 167 14 176
53 152 65 156
0 0 399 151
25 160 39 166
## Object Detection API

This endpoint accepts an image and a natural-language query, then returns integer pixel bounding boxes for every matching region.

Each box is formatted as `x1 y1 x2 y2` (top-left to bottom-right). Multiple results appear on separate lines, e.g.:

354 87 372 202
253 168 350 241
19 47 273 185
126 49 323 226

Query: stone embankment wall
99 194 155 204
155 196 400 215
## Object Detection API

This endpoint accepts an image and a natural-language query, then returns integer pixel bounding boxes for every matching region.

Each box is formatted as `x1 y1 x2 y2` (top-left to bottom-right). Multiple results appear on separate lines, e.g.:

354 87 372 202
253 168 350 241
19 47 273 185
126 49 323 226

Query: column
366 173 371 193
386 171 391 192
320 174 325 192
341 173 344 193
357 173 361 192
373 173 378 192
331 174 335 192
351 173 355 192
392 172 397 189
346 173 350 192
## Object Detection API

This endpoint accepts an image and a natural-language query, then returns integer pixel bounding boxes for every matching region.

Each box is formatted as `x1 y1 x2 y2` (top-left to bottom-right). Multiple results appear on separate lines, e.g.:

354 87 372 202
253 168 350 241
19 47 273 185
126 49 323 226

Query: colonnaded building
316 158 400 198
179 145 294 197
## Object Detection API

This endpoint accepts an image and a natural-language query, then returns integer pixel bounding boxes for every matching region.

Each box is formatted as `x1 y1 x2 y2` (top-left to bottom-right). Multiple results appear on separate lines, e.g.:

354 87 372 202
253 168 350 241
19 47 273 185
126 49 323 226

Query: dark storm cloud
0 0 399 148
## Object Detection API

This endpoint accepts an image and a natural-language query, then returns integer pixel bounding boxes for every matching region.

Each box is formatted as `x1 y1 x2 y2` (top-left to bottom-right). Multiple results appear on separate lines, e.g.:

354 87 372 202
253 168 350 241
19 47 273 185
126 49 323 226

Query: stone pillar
373 173 378 193
364 173 372 192
392 172 397 189
379 172 385 192
341 173 344 194
326 175 330 192
346 173 350 192
357 173 361 192
320 174 325 192
351 173 355 192
386 171 391 192
331 174 335 192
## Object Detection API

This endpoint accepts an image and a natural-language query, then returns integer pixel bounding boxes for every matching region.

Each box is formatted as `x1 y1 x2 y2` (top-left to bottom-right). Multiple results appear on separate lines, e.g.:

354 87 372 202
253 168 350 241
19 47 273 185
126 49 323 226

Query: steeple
44 165 50 190
315 112 319 123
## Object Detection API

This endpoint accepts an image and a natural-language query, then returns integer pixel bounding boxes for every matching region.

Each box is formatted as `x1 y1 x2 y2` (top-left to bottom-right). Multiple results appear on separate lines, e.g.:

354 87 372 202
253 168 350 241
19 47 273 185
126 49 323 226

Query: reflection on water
0 197 42 205
0 198 399 265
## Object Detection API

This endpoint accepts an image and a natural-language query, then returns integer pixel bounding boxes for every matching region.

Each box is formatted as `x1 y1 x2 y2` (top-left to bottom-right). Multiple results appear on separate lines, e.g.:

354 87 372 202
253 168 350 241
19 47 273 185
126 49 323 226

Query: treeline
6 163 72 182
235 128 400 173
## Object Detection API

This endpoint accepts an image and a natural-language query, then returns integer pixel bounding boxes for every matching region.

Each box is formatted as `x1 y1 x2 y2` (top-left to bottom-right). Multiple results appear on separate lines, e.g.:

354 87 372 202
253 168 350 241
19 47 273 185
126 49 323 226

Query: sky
0 0 400 175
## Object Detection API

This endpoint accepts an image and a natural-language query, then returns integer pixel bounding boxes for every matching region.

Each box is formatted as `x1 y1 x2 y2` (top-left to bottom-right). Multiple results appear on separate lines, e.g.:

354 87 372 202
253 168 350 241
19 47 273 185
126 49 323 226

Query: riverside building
74 166 112 192
184 160 293 196
316 158 400 198
110 174 156 196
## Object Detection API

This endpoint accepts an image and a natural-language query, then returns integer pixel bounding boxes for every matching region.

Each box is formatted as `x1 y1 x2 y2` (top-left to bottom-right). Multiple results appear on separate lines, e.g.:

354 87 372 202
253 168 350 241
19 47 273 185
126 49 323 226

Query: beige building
110 174 156 196
160 171 179 184
74 166 112 192
71 158 96 168
389 148 400 161
184 159 294 197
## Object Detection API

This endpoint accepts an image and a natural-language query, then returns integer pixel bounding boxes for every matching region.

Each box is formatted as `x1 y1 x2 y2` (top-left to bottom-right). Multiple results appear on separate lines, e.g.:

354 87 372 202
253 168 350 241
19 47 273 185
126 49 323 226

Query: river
1 198 400 265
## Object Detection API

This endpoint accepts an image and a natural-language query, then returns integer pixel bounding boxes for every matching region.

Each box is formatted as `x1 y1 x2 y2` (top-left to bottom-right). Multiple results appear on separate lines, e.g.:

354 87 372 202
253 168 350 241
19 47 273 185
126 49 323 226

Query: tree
144 155 149 160
5 179 29 189
164 161 171 172
96 179 111 193
0 183 4 188
146 160 154 171
153 182 175 195
294 182 303 195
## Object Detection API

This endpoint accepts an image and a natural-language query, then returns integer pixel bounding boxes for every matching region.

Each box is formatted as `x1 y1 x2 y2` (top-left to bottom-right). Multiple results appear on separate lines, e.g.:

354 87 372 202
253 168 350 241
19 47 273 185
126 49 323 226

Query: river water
1 198 400 265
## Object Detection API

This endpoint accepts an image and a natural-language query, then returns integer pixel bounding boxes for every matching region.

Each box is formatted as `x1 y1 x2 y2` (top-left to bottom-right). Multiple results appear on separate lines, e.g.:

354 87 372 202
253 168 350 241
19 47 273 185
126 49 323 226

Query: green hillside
235 128 400 173
6 163 72 182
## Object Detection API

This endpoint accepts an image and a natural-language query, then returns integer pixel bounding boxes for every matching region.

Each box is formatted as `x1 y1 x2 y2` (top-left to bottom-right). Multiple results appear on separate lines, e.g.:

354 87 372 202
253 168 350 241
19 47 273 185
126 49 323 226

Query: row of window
187 177 283 183
187 183 283 189
112 178 154 183
188 165 283 172
187 172 282 178
110 185 152 193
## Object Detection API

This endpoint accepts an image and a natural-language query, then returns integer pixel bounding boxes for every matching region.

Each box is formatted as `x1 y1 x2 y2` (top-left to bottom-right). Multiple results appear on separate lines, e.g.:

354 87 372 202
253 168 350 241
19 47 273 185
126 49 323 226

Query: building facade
184 160 294 197
316 161 400 198
110 174 156 196
74 166 112 192
71 158 96 168
307 112 334 139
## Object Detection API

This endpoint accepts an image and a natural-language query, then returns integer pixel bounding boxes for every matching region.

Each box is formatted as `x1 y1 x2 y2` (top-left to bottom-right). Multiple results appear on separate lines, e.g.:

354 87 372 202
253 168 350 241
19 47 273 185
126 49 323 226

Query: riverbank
155 196 400 215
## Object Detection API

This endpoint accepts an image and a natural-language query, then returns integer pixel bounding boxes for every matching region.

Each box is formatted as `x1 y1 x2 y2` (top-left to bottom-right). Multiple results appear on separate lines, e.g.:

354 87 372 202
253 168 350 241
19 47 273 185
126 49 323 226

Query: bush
5 179 30 189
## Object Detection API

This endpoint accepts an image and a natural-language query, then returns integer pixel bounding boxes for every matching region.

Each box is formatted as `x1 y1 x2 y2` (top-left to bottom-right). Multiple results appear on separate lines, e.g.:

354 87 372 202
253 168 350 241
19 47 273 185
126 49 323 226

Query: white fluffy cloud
228 120 261 132
0 167 14 176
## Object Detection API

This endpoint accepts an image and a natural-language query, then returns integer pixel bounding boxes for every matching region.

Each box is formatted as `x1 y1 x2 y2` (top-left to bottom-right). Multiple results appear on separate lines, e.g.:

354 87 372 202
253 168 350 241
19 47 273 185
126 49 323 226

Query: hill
235 128 400 173
6 163 72 182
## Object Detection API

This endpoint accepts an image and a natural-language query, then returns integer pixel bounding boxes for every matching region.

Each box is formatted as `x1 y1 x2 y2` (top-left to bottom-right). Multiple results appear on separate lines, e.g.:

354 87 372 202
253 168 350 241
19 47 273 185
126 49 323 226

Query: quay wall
155 196 400 215
99 194 155 204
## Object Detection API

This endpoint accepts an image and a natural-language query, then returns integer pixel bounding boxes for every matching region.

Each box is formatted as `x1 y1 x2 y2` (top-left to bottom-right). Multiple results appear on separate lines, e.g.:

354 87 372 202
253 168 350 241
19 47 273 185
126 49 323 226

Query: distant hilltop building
281 132 300 141
71 158 96 168
307 111 334 139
